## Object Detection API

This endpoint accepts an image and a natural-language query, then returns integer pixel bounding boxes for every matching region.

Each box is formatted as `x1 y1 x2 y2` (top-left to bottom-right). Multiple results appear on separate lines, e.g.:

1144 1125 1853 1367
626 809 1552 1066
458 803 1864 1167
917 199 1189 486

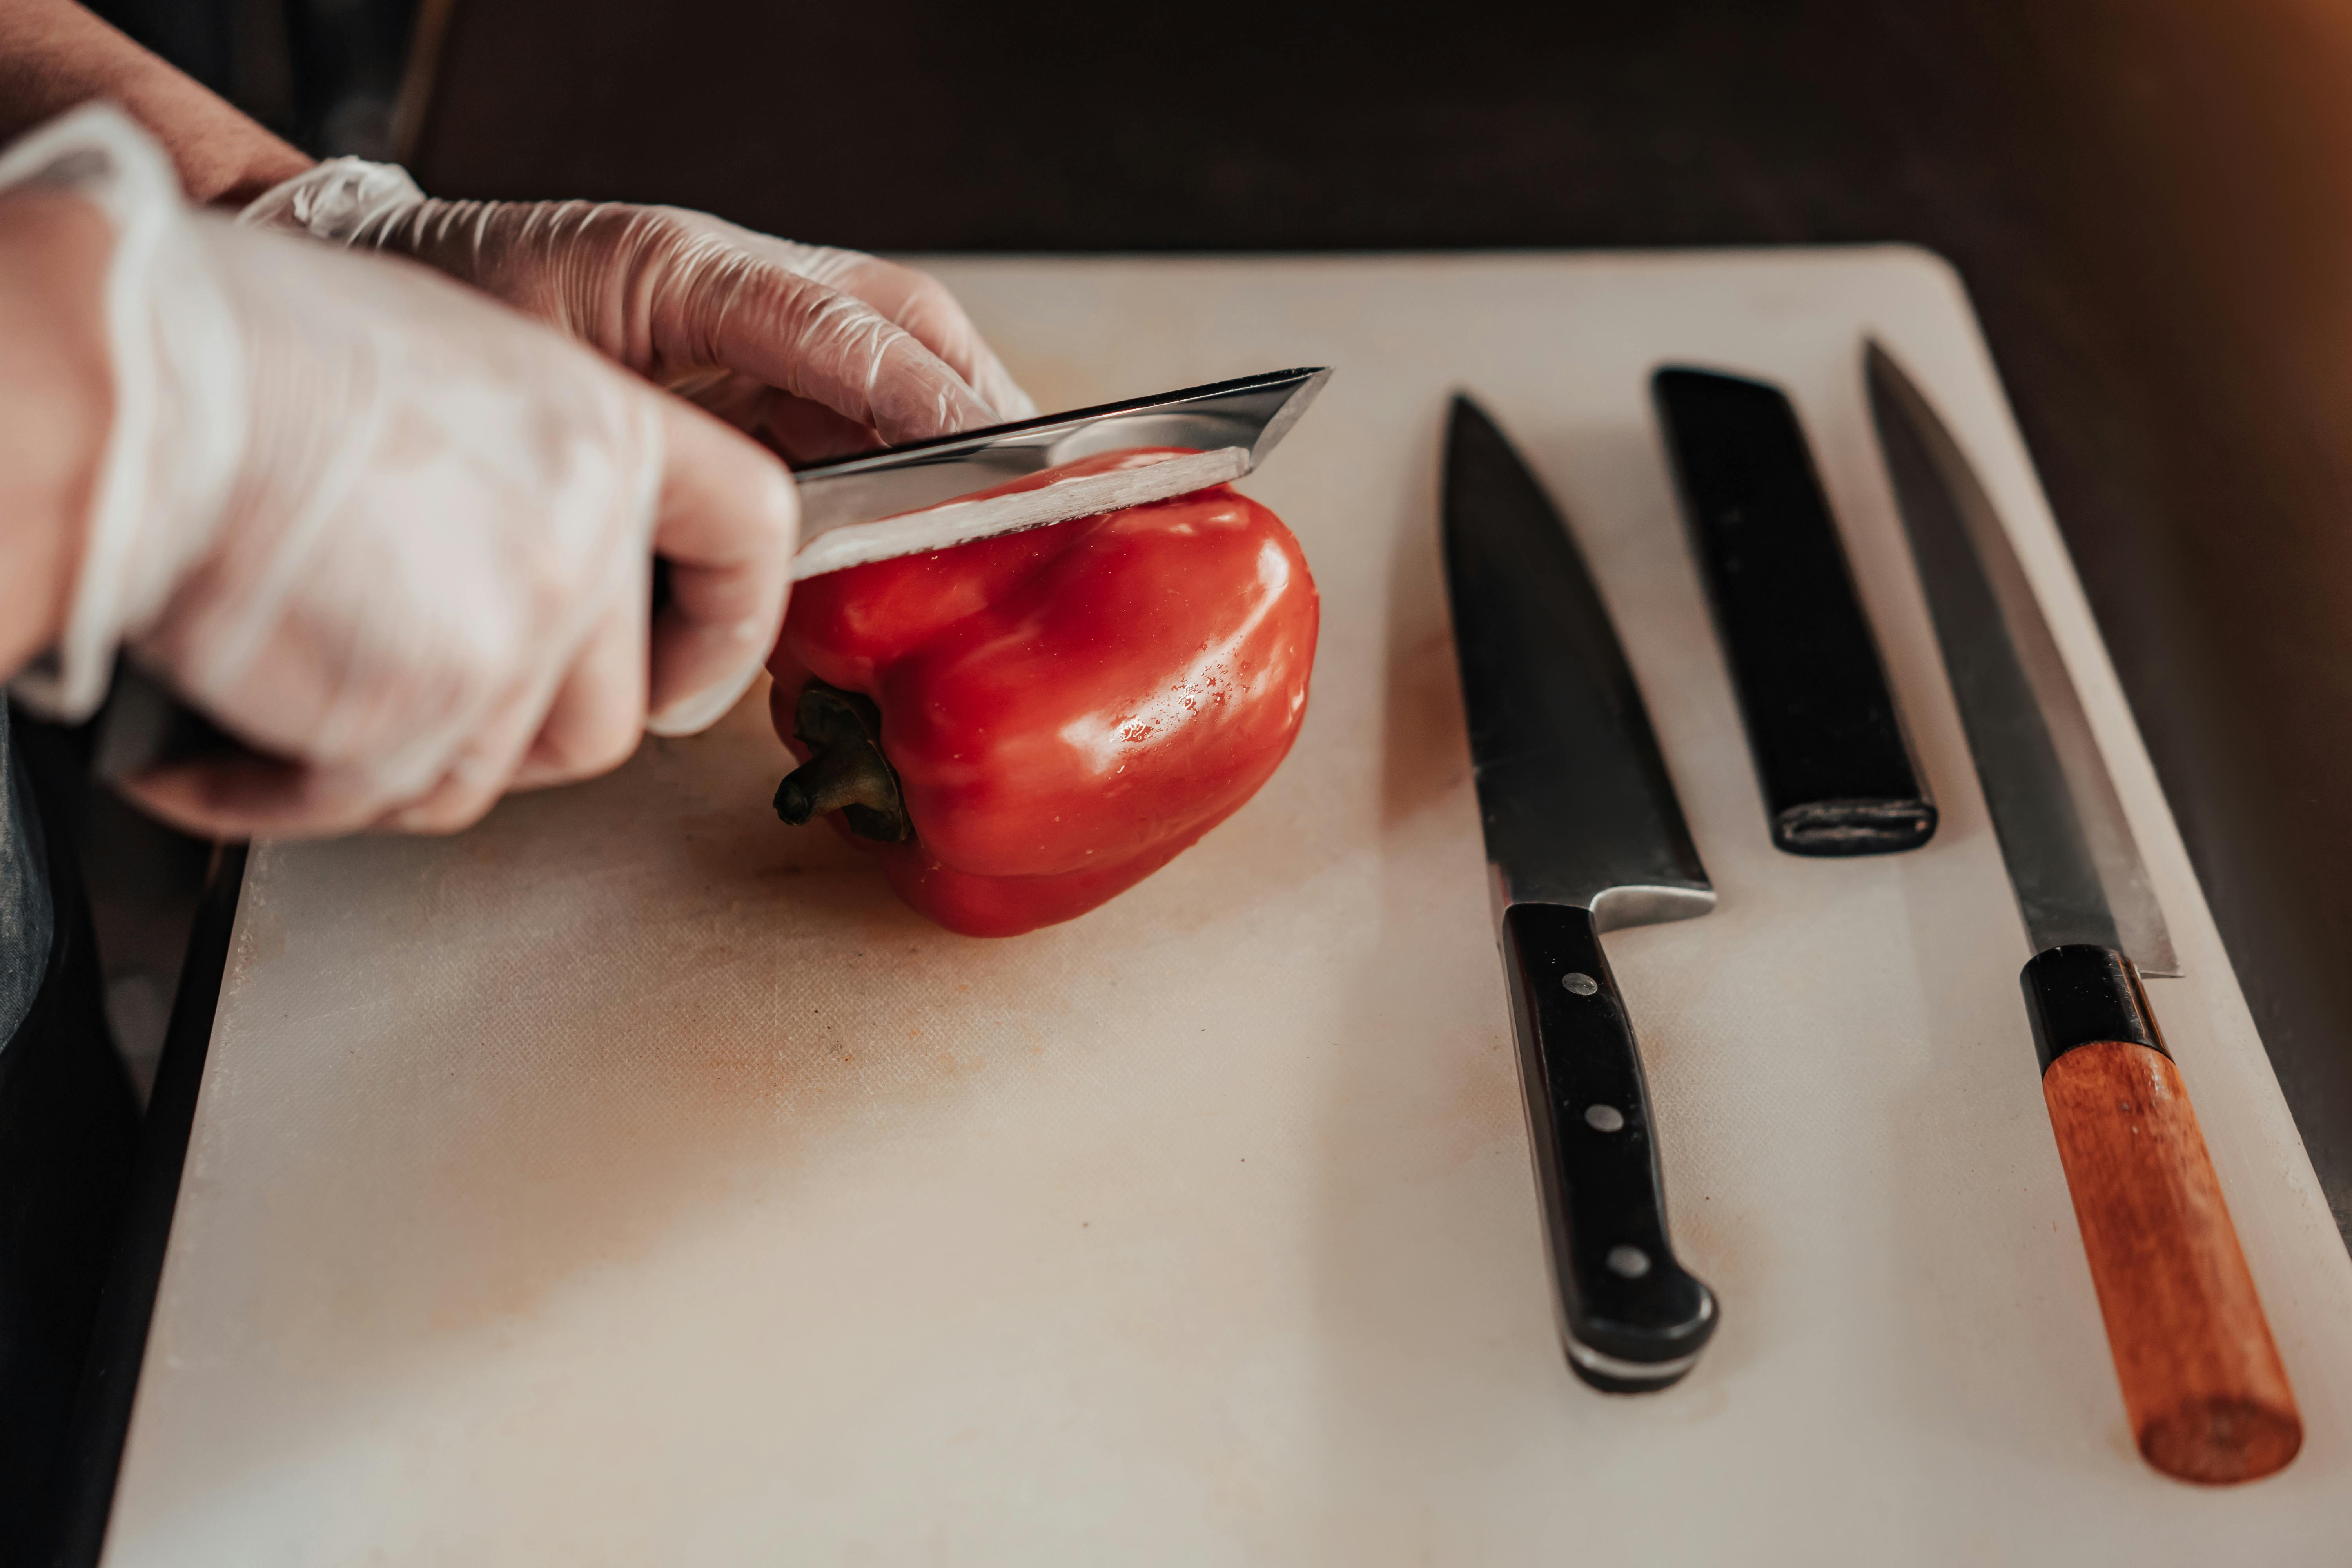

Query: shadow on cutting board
103 654 1360 1531
96 691 1071 1504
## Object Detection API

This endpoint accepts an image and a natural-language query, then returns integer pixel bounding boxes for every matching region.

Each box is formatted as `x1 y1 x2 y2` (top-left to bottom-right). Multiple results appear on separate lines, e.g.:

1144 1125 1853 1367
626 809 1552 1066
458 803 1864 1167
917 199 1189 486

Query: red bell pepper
768 448 1318 937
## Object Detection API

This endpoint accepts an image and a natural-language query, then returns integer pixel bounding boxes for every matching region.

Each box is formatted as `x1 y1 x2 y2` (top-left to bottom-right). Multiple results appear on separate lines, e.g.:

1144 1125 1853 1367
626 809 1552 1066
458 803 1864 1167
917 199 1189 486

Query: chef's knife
1441 395 1720 1394
789 366 1330 579
1867 341 2300 1484
93 368 1331 781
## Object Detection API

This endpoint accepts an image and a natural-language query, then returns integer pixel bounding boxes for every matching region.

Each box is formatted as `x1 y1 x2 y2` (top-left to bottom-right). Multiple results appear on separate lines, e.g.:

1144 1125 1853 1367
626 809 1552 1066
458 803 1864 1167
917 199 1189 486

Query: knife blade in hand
789 366 1329 578
93 368 1332 784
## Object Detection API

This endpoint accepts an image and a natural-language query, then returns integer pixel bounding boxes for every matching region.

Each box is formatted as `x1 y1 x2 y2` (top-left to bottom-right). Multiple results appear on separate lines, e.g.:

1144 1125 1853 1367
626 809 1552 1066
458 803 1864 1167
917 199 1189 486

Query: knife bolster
2021 944 2165 1074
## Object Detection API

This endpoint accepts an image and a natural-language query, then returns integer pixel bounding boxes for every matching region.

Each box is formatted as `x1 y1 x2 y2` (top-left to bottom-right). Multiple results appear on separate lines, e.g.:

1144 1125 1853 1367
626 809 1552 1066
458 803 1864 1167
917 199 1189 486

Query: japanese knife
93 368 1331 779
789 366 1330 579
1441 395 1720 1394
1867 342 2301 1484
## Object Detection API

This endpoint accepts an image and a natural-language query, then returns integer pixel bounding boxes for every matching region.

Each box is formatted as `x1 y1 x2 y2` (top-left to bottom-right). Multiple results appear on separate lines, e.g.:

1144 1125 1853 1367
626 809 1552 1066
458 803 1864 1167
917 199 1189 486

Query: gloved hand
2 106 797 839
242 160 1036 463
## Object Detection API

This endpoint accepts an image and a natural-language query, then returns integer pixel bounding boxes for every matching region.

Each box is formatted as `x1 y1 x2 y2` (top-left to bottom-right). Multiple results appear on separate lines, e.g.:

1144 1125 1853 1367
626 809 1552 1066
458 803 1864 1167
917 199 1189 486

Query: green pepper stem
773 745 888 823
773 681 913 843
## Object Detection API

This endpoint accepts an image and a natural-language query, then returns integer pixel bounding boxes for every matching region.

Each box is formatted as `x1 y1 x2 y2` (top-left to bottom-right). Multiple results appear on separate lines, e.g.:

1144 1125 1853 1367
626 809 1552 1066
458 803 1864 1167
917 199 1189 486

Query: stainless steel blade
1866 343 2179 974
1442 396 1714 929
789 367 1330 578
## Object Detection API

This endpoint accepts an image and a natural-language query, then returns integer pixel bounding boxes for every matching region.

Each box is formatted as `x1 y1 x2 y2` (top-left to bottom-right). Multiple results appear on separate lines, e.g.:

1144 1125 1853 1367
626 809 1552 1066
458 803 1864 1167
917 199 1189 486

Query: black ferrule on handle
2020 944 2167 1074
1499 901 1717 1392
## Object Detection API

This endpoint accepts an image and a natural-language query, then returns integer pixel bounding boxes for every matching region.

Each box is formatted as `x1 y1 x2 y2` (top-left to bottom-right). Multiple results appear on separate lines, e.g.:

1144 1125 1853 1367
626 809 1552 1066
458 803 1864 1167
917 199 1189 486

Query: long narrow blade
790 367 1330 577
1442 396 1712 927
1867 344 2178 974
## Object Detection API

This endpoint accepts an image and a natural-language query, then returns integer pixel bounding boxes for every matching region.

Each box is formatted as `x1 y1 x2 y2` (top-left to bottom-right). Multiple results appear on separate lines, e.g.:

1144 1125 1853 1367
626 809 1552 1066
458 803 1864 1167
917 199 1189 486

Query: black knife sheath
1653 367 1935 856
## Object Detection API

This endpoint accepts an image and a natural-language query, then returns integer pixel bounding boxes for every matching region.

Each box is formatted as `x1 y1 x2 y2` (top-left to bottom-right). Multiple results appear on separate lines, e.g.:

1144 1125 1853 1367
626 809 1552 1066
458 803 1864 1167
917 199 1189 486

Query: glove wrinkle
243 160 1031 456
3 107 785 840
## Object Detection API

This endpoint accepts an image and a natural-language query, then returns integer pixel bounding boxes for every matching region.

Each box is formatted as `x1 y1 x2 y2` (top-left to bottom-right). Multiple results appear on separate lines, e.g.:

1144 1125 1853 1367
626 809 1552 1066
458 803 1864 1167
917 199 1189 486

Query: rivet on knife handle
1504 903 1717 1390
2025 947 2301 1483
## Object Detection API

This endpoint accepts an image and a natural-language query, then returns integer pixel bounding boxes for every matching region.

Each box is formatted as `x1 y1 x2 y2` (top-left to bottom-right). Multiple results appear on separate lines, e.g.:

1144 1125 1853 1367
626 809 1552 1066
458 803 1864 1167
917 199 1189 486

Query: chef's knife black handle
1500 901 1717 1392
91 663 251 784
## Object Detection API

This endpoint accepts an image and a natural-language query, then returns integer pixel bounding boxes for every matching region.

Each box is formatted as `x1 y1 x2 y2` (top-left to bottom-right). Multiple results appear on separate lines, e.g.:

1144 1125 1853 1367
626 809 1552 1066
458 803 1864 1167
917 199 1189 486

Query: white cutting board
102 252 2352 1565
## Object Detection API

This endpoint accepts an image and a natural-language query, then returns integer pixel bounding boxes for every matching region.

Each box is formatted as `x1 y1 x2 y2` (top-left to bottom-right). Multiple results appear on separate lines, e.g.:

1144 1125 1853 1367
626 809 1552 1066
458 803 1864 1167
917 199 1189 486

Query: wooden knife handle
2024 946 2301 1484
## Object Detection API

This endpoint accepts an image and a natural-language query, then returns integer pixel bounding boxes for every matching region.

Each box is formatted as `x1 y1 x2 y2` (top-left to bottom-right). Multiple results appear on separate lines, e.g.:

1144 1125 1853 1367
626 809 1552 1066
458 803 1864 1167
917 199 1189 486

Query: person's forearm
0 188 111 683
0 0 307 204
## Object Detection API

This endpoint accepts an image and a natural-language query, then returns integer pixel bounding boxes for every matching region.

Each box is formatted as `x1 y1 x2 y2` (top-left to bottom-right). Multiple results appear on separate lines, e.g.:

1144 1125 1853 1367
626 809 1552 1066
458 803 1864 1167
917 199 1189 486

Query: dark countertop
408 0 2352 1243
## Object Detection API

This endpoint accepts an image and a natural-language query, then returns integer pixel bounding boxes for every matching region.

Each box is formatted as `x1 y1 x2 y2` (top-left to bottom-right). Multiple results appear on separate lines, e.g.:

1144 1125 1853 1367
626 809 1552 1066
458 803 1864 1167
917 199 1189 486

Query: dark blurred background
45 0 2352 1247
87 0 423 158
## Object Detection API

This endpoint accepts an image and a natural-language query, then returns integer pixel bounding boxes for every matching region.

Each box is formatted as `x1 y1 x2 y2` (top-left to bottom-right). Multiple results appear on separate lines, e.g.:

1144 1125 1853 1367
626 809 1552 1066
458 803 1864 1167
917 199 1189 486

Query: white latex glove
2 106 797 838
242 159 1037 463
